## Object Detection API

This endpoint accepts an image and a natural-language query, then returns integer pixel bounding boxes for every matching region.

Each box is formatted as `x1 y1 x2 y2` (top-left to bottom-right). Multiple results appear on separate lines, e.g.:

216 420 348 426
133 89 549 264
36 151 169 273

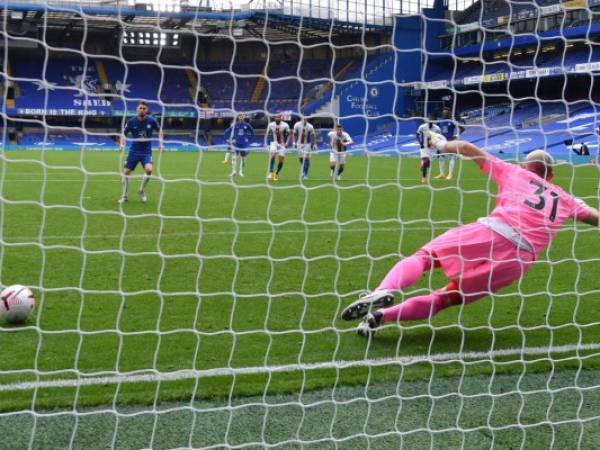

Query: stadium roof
2 0 478 31
0 0 396 42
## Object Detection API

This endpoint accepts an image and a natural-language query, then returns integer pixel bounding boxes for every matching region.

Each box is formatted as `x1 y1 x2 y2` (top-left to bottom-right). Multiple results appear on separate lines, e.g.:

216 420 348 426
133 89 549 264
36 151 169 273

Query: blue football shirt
226 122 254 148
437 119 457 140
124 115 160 153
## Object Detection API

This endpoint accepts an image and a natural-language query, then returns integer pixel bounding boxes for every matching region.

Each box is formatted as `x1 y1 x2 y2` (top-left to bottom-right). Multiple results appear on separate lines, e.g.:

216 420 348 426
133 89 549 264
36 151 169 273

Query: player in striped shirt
328 124 353 181
415 120 441 183
292 117 317 180
266 114 291 181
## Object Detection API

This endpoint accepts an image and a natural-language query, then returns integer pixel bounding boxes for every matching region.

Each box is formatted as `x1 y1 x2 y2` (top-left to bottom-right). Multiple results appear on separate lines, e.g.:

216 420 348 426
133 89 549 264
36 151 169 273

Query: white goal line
4 226 454 242
1 342 599 393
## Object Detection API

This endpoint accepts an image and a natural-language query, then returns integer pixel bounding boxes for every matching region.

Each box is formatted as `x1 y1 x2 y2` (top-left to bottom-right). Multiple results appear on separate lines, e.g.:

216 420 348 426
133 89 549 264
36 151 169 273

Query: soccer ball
0 285 35 324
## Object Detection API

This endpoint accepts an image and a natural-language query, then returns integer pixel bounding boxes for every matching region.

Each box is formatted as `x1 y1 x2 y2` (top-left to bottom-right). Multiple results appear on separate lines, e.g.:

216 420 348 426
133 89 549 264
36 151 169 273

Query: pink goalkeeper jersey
481 155 591 257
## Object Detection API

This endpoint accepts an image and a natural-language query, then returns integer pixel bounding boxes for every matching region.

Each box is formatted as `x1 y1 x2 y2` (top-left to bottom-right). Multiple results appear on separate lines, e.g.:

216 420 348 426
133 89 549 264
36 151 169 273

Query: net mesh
0 0 600 448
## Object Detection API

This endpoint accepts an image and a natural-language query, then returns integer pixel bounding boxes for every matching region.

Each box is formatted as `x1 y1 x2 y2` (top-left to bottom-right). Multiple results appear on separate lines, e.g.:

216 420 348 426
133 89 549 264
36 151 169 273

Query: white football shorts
269 142 286 157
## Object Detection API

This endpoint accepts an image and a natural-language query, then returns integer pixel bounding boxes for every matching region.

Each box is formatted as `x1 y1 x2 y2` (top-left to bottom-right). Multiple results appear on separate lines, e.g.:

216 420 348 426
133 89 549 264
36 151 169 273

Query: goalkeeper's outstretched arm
429 132 600 227
580 208 599 227
429 133 488 169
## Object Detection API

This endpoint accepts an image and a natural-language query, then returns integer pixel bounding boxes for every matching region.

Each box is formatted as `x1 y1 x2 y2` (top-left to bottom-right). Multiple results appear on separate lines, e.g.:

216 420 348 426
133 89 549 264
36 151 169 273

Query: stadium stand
4 0 600 162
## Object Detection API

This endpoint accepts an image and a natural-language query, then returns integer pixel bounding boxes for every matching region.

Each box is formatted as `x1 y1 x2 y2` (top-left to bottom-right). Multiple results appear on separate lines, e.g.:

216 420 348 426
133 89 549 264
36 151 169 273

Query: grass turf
3 368 600 450
0 150 599 426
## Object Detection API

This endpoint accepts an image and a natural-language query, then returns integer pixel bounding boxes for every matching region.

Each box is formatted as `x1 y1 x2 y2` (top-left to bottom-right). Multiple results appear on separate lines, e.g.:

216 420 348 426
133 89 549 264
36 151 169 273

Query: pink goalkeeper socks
380 292 449 322
377 250 432 291
376 250 453 323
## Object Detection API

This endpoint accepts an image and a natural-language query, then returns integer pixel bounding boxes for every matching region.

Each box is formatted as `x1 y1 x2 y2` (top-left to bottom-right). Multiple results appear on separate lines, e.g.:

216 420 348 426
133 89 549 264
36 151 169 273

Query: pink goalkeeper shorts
422 222 535 302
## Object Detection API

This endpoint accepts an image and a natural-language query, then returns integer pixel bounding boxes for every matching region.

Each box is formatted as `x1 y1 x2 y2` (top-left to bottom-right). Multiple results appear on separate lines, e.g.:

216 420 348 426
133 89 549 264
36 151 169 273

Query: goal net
1 0 600 448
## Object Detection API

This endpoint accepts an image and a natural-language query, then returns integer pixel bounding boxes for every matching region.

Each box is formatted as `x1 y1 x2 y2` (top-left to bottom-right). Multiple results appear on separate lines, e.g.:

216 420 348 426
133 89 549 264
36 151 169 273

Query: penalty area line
1 342 599 392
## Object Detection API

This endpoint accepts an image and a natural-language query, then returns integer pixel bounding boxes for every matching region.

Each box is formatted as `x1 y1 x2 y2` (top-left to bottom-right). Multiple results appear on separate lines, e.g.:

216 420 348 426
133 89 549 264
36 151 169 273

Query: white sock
231 154 237 172
224 151 230 162
448 157 455 176
122 174 129 196
438 158 446 174
240 157 245 172
141 174 150 191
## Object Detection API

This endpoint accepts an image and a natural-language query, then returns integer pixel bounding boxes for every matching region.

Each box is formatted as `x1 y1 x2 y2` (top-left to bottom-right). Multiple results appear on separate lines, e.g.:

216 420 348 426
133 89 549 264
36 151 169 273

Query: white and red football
0 285 35 324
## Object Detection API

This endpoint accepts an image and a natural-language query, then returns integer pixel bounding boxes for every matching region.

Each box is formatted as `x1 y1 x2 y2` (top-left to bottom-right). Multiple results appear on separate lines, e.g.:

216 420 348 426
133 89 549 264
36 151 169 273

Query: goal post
1 0 600 448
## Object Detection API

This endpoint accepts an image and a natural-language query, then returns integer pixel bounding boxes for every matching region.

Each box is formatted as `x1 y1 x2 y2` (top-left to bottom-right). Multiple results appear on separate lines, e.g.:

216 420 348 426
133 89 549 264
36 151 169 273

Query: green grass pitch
0 149 599 448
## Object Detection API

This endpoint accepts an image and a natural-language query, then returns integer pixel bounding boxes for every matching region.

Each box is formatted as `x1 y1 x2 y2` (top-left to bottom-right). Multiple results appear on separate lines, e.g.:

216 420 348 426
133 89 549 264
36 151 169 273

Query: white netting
1 0 600 448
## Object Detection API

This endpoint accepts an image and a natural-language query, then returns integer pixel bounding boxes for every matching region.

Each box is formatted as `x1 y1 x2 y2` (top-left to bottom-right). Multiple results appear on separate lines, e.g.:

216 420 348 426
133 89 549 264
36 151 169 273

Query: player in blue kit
436 107 464 180
119 101 162 204
225 113 254 177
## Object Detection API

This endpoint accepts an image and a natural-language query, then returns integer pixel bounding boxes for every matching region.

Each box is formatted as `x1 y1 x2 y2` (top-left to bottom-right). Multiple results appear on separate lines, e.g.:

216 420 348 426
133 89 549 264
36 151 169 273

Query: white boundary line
2 343 599 392
3 226 454 241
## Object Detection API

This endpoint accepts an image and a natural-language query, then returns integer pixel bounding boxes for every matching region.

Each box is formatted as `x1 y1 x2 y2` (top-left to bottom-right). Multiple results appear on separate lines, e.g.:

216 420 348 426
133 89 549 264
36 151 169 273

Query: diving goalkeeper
342 133 599 337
